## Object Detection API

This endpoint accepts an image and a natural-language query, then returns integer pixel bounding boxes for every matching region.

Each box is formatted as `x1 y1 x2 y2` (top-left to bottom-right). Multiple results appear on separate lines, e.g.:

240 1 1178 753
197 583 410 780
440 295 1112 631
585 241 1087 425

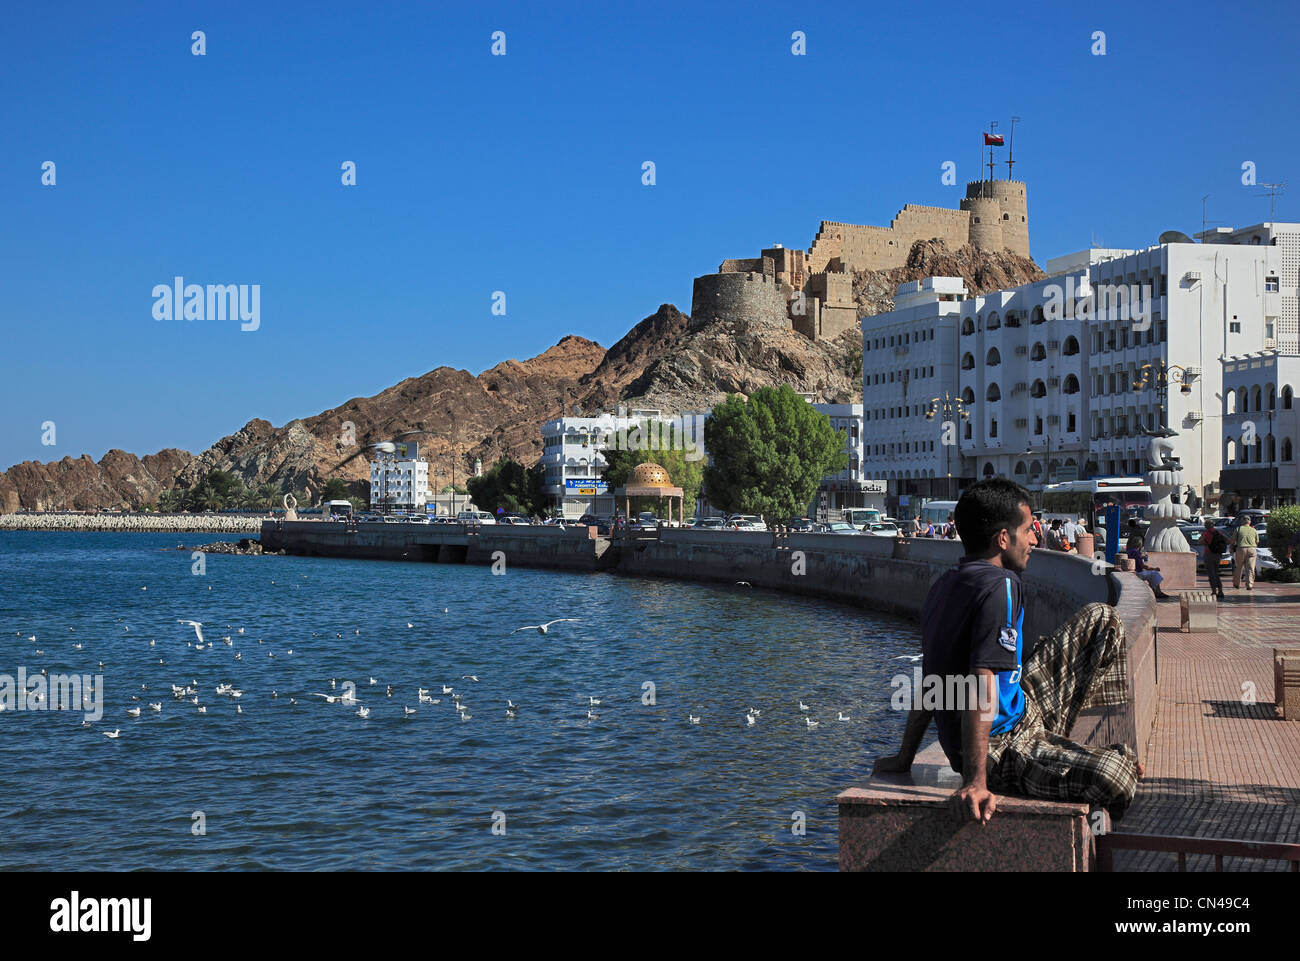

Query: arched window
1225 388 1237 415
1254 437 1262 462
961 352 975 371
986 347 1001 366
986 383 1001 402
1031 342 1047 361
1267 435 1276 462
1283 385 1294 410
961 317 975 336
1029 460 1043 478
1268 386 1276 410
1284 438 1294 462
1226 438 1237 465
986 312 1001 330
964 422 973 440
961 387 975 405
1252 385 1263 411
983 463 995 477
1031 305 1046 325
1005 310 1021 328
1063 374 1080 395
1062 336 1080 356
1030 379 1047 398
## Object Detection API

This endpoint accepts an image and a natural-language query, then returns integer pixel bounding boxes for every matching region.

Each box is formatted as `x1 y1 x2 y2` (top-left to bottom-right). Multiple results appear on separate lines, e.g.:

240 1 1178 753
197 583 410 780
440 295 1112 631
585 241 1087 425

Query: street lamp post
925 392 971 500
1025 435 1052 485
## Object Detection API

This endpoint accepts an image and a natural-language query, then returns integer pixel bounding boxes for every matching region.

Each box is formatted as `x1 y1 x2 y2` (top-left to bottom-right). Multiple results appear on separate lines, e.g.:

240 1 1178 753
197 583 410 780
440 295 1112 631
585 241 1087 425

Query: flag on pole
984 133 1004 146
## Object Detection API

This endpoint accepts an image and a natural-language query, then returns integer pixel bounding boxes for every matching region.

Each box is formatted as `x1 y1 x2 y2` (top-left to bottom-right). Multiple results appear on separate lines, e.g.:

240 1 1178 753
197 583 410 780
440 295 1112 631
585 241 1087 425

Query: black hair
954 478 1033 555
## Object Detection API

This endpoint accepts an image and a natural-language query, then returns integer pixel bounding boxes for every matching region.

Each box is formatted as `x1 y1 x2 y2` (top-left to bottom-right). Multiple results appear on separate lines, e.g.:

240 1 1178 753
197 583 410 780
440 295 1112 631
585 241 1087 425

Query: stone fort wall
690 270 792 332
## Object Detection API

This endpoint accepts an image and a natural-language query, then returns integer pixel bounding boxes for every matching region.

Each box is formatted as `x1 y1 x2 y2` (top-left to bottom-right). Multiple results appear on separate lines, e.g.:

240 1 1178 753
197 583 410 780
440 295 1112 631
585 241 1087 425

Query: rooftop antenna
1006 116 1020 179
1200 194 1222 239
1256 182 1287 222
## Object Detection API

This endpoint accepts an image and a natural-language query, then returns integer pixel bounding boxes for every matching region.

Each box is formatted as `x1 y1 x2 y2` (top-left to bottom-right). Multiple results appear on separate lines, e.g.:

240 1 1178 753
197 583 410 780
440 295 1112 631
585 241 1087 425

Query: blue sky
2 0 1296 467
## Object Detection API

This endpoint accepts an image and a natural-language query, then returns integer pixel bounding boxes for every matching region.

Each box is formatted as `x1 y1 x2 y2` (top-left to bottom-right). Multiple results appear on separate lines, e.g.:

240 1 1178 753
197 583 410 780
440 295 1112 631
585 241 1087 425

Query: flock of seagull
9 596 914 738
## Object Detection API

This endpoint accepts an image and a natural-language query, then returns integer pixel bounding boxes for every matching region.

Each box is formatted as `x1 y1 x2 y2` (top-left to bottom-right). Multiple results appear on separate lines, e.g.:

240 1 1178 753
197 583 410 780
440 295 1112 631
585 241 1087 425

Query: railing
1096 833 1300 872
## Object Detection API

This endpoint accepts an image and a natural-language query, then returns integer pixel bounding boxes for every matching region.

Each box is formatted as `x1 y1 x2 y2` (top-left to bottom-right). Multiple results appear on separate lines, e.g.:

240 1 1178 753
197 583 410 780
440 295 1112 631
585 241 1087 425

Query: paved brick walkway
1114 577 1300 871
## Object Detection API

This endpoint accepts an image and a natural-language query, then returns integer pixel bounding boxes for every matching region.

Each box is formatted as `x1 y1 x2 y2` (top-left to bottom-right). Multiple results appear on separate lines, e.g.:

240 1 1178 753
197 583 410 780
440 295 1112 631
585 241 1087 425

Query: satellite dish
1159 230 1195 245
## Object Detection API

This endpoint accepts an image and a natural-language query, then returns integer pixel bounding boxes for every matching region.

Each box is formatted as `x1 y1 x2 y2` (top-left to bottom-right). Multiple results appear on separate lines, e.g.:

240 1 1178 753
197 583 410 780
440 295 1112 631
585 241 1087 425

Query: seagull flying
510 618 581 635
177 620 204 645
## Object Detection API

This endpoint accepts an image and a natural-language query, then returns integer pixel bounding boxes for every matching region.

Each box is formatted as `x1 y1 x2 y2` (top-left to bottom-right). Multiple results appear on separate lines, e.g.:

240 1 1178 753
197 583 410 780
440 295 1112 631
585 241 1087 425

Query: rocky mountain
1 240 1044 511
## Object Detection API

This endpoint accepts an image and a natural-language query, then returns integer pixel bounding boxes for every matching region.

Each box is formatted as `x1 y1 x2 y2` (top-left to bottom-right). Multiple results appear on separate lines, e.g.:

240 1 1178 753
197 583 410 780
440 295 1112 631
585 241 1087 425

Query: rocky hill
0 240 1044 511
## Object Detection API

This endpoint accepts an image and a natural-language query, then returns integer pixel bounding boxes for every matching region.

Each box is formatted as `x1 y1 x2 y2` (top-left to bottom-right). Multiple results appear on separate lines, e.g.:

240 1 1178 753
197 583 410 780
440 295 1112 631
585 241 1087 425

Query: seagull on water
806 717 819 729
126 707 141 718
894 654 923 663
510 619 580 635
689 715 701 724
799 701 810 712
369 677 377 686
149 702 162 712
103 730 121 738
746 712 757 727
178 620 204 644
588 696 601 706
403 706 417 715
356 706 370 718
837 712 851 722
506 708 517 719
197 706 207 714
442 685 454 695
586 709 599 720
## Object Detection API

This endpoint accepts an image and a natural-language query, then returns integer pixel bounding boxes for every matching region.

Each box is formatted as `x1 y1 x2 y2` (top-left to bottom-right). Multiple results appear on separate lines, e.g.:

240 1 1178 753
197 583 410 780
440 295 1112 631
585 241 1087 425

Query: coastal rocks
0 513 264 533
185 538 264 555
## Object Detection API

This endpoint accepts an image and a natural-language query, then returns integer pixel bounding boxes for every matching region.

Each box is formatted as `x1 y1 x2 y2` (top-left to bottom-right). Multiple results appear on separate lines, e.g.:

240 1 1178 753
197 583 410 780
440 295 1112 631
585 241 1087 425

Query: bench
1276 648 1300 721
1179 590 1218 633
838 742 1100 871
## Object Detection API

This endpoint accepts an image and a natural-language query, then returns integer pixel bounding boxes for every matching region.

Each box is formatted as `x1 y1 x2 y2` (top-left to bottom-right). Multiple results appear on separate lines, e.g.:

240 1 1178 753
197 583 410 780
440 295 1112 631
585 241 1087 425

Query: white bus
841 507 883 528
323 499 353 518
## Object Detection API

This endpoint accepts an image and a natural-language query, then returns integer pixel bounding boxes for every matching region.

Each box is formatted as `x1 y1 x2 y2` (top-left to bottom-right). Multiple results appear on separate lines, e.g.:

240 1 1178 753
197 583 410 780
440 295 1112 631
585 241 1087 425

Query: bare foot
1136 760 1146 779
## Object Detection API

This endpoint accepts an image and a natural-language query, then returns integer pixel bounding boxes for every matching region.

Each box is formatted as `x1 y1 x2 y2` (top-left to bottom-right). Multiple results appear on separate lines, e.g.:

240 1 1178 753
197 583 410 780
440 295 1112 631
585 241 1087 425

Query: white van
917 501 959 529
457 510 496 525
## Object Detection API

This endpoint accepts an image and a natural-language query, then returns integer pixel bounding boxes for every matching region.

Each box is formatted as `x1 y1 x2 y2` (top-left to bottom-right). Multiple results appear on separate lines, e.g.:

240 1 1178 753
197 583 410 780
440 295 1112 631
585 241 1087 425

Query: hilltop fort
692 179 1030 341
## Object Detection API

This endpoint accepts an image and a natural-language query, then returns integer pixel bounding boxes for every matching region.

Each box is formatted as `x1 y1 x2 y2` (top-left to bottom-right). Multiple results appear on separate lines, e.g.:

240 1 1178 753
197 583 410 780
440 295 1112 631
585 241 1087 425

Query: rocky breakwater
0 513 266 533
184 538 273 555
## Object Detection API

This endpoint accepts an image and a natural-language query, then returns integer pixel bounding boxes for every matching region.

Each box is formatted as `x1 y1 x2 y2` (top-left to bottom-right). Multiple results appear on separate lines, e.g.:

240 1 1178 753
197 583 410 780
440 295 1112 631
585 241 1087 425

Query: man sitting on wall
873 478 1144 824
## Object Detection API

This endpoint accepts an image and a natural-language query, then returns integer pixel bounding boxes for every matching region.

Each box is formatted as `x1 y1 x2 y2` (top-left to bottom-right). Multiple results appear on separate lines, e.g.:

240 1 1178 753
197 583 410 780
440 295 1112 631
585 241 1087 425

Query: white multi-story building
541 408 706 518
1221 350 1299 509
953 241 1281 498
1199 222 1300 353
861 277 969 506
1083 240 1280 497
809 401 870 511
957 275 1089 489
369 453 429 511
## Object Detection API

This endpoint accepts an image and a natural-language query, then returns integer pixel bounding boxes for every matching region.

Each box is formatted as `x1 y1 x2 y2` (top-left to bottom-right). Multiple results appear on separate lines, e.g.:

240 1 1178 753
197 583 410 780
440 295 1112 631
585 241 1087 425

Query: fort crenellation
693 179 1030 343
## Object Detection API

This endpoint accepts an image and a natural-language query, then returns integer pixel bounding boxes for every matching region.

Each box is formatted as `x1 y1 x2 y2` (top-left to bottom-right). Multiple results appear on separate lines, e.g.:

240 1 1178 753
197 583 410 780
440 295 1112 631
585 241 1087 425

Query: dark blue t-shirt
920 557 1026 773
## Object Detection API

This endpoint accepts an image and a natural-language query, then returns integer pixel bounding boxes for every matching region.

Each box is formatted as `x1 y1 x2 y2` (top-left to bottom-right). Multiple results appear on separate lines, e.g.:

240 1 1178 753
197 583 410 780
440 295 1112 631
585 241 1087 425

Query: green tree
321 478 350 502
466 457 546 516
602 441 705 520
1267 504 1300 562
703 384 848 522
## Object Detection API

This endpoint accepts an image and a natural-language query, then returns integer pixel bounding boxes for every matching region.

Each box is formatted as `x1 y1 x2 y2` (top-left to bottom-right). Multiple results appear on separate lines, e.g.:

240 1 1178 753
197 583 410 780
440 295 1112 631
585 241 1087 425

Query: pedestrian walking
1202 519 1227 600
1231 515 1259 590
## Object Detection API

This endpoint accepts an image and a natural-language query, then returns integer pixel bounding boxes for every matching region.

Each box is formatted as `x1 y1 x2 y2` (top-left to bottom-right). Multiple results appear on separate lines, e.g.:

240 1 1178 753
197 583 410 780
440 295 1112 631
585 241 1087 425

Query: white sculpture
283 492 298 522
1142 430 1192 553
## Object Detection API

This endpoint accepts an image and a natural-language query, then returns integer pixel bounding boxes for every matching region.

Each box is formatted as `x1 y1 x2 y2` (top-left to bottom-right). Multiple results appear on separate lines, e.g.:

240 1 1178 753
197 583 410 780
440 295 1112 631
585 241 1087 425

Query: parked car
725 515 768 531
825 522 860 535
577 514 611 535
457 510 496 525
690 517 726 530
1178 524 1231 572
865 522 900 537
785 517 815 532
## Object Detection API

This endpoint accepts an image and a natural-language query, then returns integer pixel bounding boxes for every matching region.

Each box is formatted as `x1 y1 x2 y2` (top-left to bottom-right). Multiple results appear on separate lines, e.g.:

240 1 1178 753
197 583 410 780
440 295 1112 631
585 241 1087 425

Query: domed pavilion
616 462 686 526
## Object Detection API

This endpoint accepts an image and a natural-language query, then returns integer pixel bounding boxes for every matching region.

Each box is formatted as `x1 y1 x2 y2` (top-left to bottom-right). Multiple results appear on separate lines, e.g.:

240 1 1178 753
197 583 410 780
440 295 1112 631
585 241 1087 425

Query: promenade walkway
1114 577 1300 871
